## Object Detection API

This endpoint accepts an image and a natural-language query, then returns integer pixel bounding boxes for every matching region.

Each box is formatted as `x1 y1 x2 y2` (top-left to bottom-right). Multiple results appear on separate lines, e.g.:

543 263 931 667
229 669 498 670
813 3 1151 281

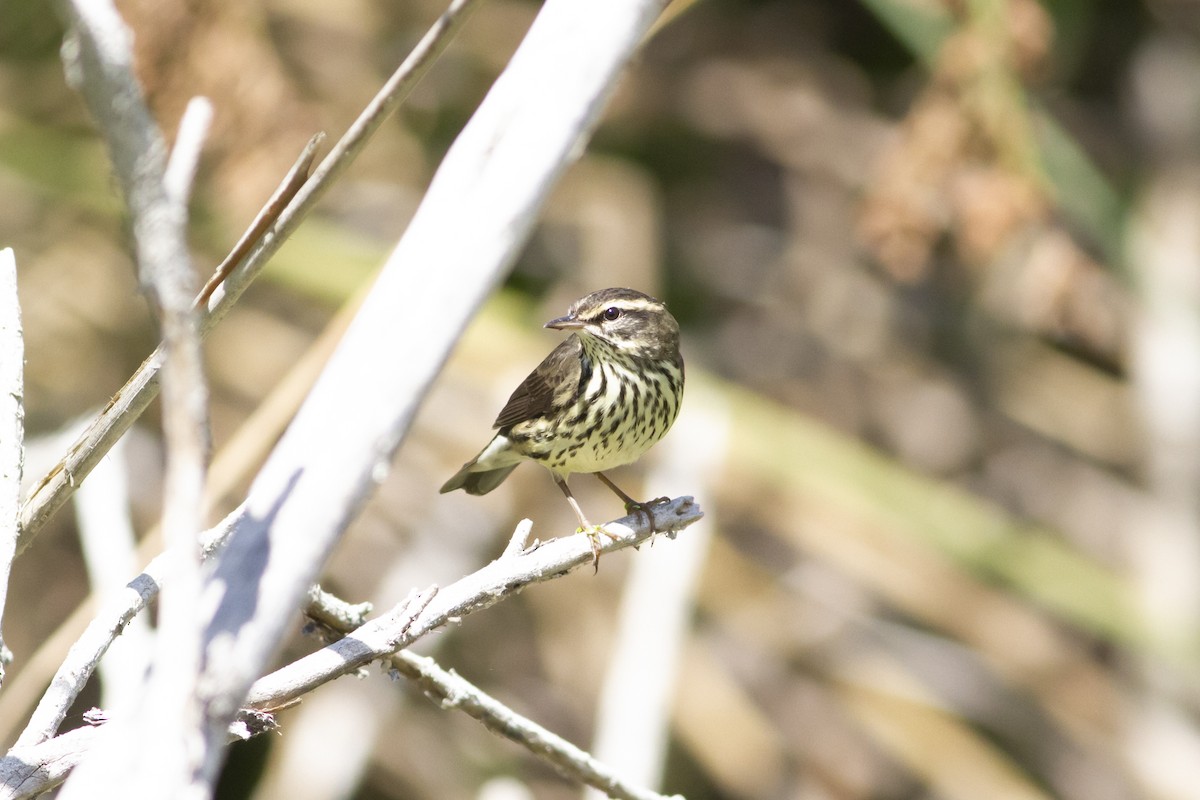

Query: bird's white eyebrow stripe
585 297 658 316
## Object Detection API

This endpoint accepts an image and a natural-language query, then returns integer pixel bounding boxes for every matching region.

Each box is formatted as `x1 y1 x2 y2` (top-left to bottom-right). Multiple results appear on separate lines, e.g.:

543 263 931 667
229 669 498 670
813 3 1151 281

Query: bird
440 287 685 568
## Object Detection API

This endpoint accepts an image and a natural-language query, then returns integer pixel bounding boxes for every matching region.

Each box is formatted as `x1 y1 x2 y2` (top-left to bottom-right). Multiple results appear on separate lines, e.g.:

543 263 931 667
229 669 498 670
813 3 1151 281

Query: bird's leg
554 474 616 572
594 472 670 533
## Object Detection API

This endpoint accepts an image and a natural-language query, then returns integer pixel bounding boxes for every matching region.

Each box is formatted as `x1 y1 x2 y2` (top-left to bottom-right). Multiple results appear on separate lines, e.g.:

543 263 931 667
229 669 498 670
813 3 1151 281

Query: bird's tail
439 462 519 496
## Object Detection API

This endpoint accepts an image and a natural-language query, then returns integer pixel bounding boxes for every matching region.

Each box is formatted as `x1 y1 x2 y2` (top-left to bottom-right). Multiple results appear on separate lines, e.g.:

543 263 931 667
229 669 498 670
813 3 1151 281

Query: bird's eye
603 306 622 321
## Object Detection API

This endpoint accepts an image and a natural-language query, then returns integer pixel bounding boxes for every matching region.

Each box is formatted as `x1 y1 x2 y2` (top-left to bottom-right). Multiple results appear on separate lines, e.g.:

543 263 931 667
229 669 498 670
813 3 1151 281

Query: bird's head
544 287 680 360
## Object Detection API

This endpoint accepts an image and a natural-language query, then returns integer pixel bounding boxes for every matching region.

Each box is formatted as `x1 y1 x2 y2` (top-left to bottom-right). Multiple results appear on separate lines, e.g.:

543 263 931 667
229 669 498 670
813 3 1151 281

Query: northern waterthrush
440 287 685 567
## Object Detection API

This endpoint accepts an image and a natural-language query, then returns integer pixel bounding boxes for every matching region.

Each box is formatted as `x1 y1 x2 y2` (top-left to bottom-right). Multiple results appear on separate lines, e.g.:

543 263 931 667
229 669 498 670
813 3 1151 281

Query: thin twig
197 0 489 317
391 651 684 800
194 133 324 308
501 518 535 559
305 585 374 631
244 497 703 710
0 248 23 682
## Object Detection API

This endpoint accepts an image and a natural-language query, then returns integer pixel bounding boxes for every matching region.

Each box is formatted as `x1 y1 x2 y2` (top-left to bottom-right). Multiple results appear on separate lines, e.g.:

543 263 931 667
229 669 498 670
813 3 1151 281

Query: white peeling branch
0 248 23 683
245 498 702 710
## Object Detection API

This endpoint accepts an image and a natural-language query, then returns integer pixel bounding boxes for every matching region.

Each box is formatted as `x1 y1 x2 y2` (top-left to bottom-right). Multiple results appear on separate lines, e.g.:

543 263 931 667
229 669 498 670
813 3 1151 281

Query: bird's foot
580 525 621 574
622 496 672 533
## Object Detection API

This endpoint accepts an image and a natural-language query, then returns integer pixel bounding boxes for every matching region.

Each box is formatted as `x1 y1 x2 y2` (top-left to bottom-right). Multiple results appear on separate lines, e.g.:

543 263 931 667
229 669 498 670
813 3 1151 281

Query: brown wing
492 335 584 430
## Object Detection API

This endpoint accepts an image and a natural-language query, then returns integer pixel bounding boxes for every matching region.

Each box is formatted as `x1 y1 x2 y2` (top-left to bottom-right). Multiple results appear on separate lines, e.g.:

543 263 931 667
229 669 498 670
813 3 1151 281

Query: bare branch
53 0 201 320
304 585 373 632
163 97 213 208
200 0 489 312
391 651 684 800
0 726 99 800
268 507 701 799
501 518 536 559
71 439 152 712
289 506 702 800
51 0 213 792
0 248 23 682
245 498 703 710
22 0 201 561
194 134 323 308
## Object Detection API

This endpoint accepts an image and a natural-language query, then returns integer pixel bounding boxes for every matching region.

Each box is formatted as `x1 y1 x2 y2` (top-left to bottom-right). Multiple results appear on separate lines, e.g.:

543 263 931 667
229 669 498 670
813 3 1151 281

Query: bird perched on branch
441 287 685 568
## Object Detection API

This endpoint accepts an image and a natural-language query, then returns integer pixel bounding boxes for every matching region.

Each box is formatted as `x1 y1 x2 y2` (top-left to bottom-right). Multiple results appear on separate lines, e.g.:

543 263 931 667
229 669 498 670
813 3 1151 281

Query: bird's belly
514 358 680 476
547 430 655 474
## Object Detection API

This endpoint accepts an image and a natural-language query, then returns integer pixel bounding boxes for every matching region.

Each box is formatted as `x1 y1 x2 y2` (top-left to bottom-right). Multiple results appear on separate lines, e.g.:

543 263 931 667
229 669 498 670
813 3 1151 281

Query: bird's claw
579 525 620 574
623 496 671 533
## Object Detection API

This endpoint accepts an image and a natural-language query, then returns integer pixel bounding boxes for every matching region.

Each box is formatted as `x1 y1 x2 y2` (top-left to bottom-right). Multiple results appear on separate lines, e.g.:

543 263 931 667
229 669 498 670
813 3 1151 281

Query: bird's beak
544 314 584 330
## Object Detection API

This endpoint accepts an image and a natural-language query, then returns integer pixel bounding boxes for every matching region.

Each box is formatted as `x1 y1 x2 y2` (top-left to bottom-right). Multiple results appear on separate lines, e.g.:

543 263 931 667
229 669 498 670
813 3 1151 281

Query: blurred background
3 0 1200 798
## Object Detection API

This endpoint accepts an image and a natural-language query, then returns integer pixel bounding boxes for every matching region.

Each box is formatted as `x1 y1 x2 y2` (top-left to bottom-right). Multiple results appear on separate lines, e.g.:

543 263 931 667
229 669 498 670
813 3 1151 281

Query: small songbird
440 287 685 567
